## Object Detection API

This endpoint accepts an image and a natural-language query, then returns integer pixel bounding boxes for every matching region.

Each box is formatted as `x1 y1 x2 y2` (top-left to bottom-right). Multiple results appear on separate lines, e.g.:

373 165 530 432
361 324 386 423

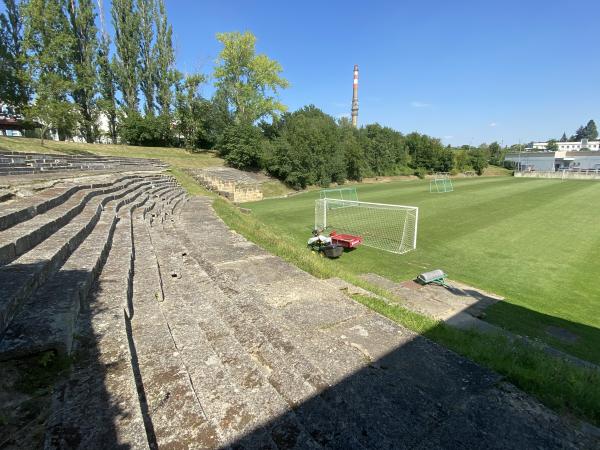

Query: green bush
218 123 265 170
119 112 174 147
414 167 428 179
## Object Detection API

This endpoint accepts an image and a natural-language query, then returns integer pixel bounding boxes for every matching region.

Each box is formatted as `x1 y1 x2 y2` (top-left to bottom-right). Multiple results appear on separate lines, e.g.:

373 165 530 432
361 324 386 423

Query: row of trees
219 106 490 189
1 0 492 189
0 0 288 148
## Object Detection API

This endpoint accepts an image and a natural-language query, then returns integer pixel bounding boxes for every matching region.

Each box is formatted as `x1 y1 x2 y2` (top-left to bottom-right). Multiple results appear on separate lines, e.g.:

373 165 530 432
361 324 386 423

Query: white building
505 150 600 172
530 138 600 151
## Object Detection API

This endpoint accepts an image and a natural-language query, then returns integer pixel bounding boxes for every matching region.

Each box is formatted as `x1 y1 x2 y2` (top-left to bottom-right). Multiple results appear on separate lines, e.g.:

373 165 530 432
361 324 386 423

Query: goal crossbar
315 198 419 255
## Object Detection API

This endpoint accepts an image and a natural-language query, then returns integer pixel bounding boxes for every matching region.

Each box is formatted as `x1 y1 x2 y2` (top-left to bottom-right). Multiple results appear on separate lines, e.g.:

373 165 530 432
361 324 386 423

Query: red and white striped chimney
351 64 359 127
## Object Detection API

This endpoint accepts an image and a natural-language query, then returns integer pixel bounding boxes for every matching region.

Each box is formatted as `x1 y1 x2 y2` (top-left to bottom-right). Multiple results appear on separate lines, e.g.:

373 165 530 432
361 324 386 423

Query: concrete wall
515 171 600 180
505 154 555 171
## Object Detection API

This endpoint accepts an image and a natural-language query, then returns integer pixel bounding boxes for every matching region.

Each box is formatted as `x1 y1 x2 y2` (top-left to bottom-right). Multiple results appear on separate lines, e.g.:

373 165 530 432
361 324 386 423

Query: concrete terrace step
143 215 323 448
44 194 156 450
0 178 173 337
127 209 221 449
0 186 153 360
0 173 163 231
170 210 398 448
0 176 164 265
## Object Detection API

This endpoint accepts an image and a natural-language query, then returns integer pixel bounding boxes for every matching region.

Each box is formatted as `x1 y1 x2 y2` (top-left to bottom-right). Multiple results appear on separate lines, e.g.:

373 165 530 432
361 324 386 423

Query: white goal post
430 172 453 193
315 198 419 254
320 187 358 202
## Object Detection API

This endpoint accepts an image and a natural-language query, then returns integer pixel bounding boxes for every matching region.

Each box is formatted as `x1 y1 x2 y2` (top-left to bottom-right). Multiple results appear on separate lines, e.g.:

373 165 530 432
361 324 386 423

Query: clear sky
157 0 599 146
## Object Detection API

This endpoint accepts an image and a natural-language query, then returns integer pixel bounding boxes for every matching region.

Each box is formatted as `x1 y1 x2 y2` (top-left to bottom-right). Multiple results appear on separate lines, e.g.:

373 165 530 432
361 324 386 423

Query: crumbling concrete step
0 176 155 265
0 174 163 232
139 215 320 448
44 202 148 450
171 216 396 448
0 180 171 336
0 188 152 359
128 212 221 449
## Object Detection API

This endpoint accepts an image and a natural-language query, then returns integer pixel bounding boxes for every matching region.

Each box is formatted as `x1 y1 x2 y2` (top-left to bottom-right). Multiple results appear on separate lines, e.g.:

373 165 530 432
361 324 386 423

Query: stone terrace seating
0 150 167 176
188 167 263 202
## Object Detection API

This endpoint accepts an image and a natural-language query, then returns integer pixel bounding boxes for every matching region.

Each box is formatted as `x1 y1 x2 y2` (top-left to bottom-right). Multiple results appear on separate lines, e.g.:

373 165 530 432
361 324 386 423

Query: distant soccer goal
315 198 418 254
320 187 358 202
430 172 453 193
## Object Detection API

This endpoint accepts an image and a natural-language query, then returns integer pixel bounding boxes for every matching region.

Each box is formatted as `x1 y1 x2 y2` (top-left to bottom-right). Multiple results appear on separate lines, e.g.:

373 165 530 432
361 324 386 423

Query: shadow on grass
484 299 600 366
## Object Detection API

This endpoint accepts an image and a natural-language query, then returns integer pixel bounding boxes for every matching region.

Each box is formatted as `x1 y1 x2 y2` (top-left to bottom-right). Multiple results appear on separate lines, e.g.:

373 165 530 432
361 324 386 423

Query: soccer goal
314 198 418 254
430 172 453 193
320 187 358 202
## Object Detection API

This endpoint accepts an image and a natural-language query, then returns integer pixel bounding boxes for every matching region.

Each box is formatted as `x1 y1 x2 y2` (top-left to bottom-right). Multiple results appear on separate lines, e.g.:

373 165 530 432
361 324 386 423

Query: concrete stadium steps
0 176 170 265
0 151 167 177
0 174 143 231
44 196 159 449
0 184 159 359
142 216 321 448
0 177 176 337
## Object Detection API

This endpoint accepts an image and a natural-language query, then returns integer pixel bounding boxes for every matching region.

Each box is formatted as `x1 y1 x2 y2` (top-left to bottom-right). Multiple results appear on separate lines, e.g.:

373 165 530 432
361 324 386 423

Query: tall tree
1 0 29 108
573 120 598 141
97 34 118 143
584 120 598 140
137 0 154 115
560 132 568 142
67 0 99 143
213 31 289 124
488 141 503 164
153 0 175 115
23 0 77 143
174 72 205 149
112 0 139 112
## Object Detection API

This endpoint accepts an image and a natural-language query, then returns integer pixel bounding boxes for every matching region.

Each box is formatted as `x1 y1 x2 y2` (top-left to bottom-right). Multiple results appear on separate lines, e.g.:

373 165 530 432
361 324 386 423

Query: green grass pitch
245 177 600 364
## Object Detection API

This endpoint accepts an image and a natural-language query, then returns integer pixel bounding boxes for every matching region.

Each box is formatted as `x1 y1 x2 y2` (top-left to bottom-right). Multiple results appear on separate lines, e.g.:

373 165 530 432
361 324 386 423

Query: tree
154 0 175 115
339 118 366 181
67 0 99 143
174 72 206 149
546 139 558 152
218 122 265 169
23 0 77 143
359 124 408 176
263 106 345 188
119 110 172 146
584 120 598 140
213 31 289 124
573 120 598 141
488 141 503 165
468 148 489 175
137 0 154 115
97 33 118 143
560 132 568 142
112 0 140 112
0 0 29 108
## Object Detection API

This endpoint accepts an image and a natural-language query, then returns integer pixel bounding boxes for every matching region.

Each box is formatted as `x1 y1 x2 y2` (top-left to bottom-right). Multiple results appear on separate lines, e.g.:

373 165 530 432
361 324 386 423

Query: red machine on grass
329 230 363 249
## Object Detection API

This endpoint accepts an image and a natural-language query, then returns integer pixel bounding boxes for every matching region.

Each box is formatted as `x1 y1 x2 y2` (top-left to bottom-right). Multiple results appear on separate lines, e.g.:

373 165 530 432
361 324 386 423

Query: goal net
314 199 418 254
430 173 453 193
320 187 358 202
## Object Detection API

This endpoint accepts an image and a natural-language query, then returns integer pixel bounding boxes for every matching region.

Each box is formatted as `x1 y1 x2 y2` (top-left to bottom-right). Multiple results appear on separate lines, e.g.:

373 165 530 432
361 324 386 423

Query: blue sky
152 0 598 146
